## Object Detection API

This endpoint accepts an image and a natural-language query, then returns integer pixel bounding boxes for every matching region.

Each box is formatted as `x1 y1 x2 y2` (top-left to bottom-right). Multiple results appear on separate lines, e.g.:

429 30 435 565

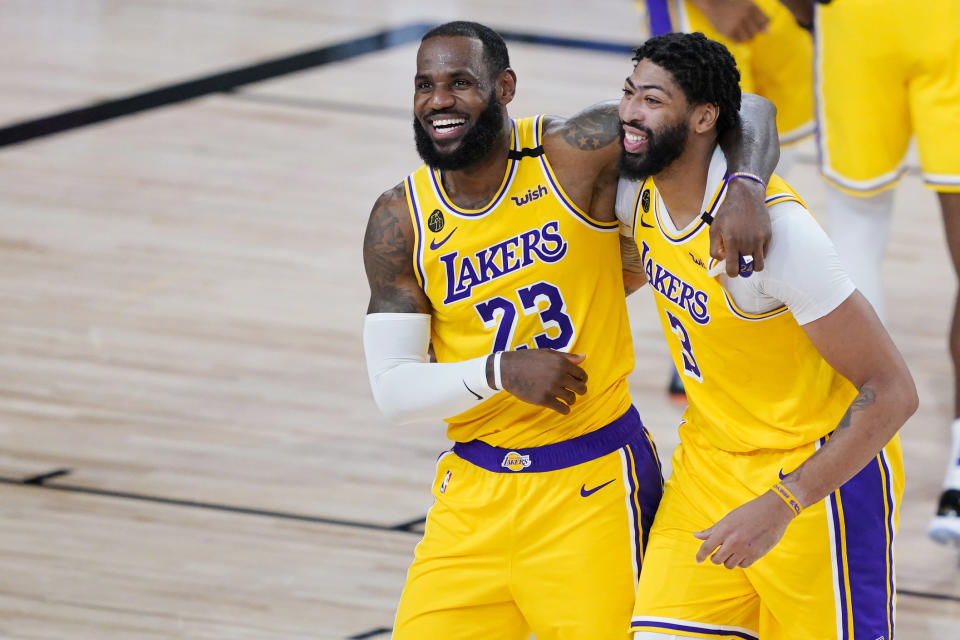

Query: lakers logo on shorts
501 451 532 472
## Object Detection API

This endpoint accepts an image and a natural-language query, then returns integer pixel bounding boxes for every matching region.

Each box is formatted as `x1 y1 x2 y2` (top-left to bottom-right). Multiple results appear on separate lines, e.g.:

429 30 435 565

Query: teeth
625 133 646 143
433 118 466 129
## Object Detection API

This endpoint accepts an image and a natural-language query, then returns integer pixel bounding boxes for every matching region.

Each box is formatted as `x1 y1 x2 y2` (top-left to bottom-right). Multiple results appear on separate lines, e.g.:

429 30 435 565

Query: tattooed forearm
363 185 430 314
561 102 622 151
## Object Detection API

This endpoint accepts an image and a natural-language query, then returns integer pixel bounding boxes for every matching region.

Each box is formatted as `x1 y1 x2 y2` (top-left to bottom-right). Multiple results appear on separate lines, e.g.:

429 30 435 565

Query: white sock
944 418 960 490
825 184 895 323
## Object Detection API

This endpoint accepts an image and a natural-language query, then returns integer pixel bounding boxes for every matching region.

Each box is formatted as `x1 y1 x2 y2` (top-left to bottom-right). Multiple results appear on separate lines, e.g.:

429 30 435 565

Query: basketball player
615 33 917 639
637 0 815 399
362 22 779 639
778 0 960 548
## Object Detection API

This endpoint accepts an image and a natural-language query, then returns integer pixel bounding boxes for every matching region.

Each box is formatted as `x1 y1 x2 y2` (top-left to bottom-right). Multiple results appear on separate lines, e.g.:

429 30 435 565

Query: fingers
545 397 572 415
562 352 586 365
708 227 725 263
564 371 588 396
725 252 740 277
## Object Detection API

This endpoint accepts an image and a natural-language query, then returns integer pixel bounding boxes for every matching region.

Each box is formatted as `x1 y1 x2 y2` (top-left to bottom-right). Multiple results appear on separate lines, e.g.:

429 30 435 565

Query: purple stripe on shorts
630 619 758 640
453 406 643 472
645 0 675 36
836 451 896 640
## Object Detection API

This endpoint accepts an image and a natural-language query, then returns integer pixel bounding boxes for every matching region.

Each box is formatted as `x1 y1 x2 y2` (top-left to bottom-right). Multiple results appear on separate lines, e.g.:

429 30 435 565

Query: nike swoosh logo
639 215 654 229
580 479 616 497
430 226 458 250
463 379 482 401
778 468 787 480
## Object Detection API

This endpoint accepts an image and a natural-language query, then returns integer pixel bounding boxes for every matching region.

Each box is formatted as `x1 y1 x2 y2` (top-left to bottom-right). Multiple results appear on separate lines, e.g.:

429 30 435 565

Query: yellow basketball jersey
404 117 633 448
627 174 857 452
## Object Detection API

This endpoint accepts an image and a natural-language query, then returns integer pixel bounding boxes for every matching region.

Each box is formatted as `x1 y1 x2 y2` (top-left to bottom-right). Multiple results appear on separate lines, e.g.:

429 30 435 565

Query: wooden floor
0 1 957 638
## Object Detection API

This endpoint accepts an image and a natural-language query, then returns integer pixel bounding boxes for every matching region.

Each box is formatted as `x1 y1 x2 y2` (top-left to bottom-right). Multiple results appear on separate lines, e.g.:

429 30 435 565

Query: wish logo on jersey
440 220 568 304
501 452 532 471
640 240 710 325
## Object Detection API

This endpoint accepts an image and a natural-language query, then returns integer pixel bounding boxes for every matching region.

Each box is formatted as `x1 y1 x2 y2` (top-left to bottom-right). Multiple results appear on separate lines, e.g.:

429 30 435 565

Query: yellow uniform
619 166 903 639
816 0 960 194
394 116 664 639
640 0 814 145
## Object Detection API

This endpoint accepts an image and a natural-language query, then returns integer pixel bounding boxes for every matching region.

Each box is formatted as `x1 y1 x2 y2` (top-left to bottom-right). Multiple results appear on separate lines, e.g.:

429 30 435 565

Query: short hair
422 21 511 79
632 32 741 138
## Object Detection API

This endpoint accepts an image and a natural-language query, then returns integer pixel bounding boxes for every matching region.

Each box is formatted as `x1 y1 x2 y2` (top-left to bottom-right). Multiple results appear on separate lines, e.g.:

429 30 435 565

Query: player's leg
825 186 895 322
393 453 530 640
515 421 664 640
904 0 960 546
930 192 960 545
752 437 903 640
630 441 761 640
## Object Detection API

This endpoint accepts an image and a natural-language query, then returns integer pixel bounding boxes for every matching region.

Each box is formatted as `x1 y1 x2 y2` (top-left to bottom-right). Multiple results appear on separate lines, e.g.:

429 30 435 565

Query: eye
453 79 471 88
645 96 661 105
416 81 432 91
621 88 633 97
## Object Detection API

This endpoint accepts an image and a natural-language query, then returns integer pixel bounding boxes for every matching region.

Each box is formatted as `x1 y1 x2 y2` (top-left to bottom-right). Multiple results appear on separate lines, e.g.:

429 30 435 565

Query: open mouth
429 116 468 139
623 128 648 153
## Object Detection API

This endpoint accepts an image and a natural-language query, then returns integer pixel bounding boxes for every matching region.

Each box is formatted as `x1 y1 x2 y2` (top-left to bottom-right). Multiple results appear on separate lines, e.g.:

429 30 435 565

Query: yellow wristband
772 482 802 516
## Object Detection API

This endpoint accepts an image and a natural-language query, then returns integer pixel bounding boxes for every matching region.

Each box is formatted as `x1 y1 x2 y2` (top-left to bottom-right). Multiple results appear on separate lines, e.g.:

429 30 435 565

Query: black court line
346 627 392 639
0 22 433 149
22 467 72 485
4 473 960 604
0 23 637 149
0 474 424 535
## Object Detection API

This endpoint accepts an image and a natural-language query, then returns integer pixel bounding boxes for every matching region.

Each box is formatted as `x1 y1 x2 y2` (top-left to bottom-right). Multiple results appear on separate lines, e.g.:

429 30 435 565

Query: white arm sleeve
362 313 499 424
722 201 855 325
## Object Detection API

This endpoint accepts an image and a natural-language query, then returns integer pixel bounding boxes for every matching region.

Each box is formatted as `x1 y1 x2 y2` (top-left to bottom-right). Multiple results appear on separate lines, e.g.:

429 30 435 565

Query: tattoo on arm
561 102 622 151
837 385 877 429
620 234 646 295
363 184 430 314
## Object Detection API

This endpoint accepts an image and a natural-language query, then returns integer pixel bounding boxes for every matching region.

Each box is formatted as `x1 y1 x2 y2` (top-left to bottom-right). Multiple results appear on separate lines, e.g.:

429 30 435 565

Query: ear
497 68 517 106
692 102 719 134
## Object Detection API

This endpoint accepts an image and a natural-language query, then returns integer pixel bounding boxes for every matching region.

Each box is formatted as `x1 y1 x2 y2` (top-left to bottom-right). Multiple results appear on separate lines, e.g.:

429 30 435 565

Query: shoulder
365 181 414 254
541 101 621 154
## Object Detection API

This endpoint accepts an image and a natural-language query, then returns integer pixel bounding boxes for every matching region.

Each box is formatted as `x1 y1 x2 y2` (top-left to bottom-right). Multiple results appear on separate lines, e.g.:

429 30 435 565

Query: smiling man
615 32 917 640
361 21 779 639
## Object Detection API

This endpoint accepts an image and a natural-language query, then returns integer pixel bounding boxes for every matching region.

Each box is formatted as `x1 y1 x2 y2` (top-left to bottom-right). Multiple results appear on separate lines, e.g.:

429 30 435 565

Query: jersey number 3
474 281 575 353
665 309 703 383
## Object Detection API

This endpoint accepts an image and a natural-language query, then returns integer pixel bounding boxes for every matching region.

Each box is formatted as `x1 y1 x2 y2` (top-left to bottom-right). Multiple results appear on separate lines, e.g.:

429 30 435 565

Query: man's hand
696 0 770 42
709 178 771 277
498 350 588 414
694 491 795 568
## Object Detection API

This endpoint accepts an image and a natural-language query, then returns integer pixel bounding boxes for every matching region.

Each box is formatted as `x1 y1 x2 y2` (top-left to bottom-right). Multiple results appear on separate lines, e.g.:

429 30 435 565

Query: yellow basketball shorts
642 0 814 145
815 0 960 194
393 406 664 640
631 428 903 640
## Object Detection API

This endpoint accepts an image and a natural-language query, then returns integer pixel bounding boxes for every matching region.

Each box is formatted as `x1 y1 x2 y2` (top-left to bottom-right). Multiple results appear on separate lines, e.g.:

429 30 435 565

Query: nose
619 95 645 126
431 84 455 110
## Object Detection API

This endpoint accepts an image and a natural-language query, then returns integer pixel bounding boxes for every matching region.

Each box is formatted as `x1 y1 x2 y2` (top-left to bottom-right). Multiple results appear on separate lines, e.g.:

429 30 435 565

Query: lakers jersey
404 116 633 448
622 165 857 452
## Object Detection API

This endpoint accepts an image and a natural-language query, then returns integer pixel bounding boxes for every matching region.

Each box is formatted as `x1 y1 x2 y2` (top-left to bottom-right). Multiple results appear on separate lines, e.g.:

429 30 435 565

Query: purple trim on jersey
720 288 789 322
645 0 675 36
428 122 519 217
533 116 619 232
835 449 897 640
630 619 758 640
453 405 644 472
405 175 427 292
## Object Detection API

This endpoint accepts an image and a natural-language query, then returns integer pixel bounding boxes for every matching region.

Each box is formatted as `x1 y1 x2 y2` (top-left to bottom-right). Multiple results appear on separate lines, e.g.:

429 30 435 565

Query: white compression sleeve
362 313 499 424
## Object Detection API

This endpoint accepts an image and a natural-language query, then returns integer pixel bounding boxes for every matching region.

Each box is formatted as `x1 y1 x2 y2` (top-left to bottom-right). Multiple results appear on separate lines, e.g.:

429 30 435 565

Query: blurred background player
779 0 960 548
635 0 815 398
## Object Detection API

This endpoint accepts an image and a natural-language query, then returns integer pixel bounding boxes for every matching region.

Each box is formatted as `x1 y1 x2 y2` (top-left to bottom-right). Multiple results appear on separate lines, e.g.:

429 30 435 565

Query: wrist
770 482 803 518
486 351 505 391
728 171 767 191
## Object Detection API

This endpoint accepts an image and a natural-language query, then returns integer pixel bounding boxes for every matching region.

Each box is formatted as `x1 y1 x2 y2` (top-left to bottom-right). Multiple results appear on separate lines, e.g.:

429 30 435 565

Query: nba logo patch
440 470 452 494
501 451 532 472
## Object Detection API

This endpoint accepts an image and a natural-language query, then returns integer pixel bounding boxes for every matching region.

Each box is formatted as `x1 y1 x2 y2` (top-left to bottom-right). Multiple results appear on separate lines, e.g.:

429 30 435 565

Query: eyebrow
624 77 669 94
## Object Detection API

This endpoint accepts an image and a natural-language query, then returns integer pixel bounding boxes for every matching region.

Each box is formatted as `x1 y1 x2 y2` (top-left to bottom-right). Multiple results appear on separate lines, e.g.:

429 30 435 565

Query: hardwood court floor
0 1 957 638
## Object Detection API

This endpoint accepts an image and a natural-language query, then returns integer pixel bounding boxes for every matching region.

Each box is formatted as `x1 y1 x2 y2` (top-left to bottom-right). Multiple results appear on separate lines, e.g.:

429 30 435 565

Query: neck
654 139 716 229
439 121 513 209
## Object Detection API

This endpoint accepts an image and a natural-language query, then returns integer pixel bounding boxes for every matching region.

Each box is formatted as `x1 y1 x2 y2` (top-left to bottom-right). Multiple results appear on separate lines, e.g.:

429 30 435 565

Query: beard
618 119 689 181
413 92 504 171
